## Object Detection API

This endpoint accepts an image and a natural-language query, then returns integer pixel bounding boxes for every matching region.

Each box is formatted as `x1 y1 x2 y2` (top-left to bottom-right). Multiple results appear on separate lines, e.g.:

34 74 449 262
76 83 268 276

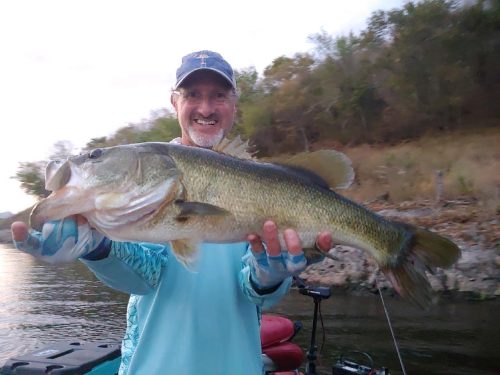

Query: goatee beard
188 128 224 148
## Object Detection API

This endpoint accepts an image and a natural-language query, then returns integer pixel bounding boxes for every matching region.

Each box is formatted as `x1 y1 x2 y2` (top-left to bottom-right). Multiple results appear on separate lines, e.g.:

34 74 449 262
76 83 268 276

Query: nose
197 97 216 117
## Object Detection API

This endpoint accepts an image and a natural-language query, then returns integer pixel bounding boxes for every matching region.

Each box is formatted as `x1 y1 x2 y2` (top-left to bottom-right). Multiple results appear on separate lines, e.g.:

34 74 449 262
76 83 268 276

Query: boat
1 278 391 375
1 314 304 375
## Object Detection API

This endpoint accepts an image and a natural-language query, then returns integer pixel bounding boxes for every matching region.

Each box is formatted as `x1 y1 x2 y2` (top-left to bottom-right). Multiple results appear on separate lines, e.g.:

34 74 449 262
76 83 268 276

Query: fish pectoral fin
170 239 200 271
264 149 355 190
174 200 230 220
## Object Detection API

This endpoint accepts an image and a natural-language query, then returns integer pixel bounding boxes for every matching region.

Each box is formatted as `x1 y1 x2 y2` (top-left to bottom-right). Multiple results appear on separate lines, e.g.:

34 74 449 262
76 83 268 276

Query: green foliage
234 67 260 104
82 109 181 151
14 161 49 199
457 174 474 195
141 116 181 142
85 137 108 150
51 140 76 159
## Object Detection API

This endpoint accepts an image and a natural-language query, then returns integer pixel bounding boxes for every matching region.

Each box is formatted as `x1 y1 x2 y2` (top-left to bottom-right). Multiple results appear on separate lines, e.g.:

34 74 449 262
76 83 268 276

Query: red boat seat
260 314 295 348
262 341 304 371
260 314 304 371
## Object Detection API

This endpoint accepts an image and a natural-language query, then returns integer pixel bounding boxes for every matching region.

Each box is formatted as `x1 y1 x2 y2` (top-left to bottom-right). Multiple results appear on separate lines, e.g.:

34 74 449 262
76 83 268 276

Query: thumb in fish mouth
29 201 71 231
29 187 94 231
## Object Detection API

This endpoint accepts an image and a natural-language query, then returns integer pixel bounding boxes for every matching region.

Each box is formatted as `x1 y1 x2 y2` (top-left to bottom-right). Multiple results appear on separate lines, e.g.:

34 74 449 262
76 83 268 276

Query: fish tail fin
383 224 461 309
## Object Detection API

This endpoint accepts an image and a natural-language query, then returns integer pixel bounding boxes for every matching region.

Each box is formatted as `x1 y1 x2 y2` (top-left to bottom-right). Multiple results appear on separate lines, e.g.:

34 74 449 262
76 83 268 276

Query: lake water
0 244 498 375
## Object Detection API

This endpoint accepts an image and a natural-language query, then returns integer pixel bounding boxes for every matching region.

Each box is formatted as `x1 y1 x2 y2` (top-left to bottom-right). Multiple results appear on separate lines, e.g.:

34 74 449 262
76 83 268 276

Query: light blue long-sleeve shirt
81 240 291 375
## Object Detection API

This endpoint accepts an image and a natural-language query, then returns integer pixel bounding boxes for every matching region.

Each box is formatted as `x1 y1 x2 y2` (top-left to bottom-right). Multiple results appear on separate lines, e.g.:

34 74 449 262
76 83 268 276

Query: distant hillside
0 212 13 220
0 207 31 231
338 126 499 211
0 207 32 243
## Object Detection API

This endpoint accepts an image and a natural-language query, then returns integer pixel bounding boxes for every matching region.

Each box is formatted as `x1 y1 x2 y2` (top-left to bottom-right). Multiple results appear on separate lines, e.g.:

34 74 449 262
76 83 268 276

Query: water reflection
1 244 498 375
271 290 499 375
0 245 128 362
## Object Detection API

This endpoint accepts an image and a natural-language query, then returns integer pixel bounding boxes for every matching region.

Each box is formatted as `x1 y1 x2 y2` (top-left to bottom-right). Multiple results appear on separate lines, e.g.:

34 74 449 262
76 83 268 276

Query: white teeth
195 119 216 125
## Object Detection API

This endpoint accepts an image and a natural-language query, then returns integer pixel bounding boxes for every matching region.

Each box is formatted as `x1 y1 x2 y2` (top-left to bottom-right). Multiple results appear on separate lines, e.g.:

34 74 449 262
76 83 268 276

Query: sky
0 0 405 214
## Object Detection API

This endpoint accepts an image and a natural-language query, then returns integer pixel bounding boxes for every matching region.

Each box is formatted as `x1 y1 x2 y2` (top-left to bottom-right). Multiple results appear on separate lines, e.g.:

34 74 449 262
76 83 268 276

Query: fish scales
166 145 410 264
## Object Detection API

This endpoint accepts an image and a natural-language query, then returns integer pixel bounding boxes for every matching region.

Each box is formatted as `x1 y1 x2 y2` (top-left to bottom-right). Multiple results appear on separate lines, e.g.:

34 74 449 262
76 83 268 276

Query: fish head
30 143 182 231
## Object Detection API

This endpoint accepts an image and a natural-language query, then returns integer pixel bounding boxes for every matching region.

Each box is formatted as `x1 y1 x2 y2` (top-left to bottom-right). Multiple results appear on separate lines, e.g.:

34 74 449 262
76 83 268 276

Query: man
11 50 332 374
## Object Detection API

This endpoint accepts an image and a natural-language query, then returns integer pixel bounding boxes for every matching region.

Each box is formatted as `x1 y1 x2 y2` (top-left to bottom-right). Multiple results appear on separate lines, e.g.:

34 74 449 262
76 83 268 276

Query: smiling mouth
194 119 216 126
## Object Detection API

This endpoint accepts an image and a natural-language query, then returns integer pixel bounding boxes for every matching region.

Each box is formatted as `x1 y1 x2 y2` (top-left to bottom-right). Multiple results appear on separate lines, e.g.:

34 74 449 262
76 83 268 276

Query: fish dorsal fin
212 136 255 160
170 239 200 271
267 149 355 190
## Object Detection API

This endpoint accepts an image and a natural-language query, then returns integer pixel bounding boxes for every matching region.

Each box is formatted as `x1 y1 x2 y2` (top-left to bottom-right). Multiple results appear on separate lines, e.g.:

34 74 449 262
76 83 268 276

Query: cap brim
174 67 236 90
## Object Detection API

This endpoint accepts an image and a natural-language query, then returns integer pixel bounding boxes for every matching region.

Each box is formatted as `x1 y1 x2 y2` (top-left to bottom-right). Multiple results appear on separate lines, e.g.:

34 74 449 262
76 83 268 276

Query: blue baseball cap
174 50 237 90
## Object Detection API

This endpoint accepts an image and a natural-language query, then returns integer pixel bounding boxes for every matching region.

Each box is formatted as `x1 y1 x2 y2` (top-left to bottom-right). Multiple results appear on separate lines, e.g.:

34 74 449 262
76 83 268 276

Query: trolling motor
294 276 331 375
294 276 390 375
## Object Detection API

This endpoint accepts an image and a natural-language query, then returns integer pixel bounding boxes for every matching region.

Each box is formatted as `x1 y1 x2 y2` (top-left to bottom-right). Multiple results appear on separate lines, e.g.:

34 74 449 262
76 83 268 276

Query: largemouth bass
30 142 460 308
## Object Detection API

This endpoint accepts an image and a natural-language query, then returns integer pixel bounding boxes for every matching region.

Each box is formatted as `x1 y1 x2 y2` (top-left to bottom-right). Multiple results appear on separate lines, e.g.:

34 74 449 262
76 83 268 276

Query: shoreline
1 199 498 299
298 242 499 302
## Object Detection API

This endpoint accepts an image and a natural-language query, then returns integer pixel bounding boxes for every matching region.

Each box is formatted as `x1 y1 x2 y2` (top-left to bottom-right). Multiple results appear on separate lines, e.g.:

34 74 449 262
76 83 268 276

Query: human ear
170 94 178 112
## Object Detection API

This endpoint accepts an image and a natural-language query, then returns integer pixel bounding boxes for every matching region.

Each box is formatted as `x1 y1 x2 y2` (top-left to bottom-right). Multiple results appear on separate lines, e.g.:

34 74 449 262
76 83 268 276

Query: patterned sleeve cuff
239 266 291 309
82 238 112 260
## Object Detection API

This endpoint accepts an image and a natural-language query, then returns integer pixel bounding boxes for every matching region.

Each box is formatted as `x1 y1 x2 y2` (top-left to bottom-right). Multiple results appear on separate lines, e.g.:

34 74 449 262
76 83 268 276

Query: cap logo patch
196 53 210 67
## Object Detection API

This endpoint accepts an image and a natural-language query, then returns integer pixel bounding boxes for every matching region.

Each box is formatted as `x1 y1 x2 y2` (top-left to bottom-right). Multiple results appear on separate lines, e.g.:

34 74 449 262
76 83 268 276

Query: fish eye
89 148 103 159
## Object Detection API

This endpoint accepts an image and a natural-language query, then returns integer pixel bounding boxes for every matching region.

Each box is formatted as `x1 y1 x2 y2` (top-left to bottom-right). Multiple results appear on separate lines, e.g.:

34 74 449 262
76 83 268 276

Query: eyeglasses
173 89 236 105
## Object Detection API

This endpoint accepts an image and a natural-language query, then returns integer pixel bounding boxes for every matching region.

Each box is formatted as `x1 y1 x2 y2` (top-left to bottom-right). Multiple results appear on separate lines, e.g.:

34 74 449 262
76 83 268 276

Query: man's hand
11 216 107 264
247 220 332 291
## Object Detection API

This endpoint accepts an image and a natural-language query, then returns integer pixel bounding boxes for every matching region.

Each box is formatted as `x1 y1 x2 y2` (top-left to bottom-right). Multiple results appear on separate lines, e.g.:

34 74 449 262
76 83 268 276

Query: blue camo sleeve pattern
118 294 140 375
239 248 292 310
82 241 169 295
110 241 168 288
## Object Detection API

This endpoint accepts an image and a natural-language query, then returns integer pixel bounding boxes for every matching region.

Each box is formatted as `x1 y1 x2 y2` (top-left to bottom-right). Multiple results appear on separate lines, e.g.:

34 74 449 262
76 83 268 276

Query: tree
14 161 49 199
50 140 75 159
309 32 387 142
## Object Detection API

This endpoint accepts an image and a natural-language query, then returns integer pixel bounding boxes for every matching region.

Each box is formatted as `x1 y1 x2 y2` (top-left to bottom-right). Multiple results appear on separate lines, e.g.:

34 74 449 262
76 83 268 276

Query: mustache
192 113 218 121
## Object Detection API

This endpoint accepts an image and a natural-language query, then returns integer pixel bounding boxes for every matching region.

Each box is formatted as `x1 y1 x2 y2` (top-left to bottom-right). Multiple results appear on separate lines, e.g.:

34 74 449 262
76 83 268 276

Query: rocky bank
300 199 499 299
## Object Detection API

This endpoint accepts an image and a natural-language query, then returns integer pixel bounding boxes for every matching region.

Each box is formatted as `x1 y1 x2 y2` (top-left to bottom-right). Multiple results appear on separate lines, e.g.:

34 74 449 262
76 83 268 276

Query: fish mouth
30 186 93 231
29 187 165 233
30 157 181 234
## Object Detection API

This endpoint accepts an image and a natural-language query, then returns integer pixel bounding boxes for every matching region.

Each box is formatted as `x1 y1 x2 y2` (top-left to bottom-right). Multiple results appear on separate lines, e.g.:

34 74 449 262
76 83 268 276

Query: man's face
172 71 237 148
